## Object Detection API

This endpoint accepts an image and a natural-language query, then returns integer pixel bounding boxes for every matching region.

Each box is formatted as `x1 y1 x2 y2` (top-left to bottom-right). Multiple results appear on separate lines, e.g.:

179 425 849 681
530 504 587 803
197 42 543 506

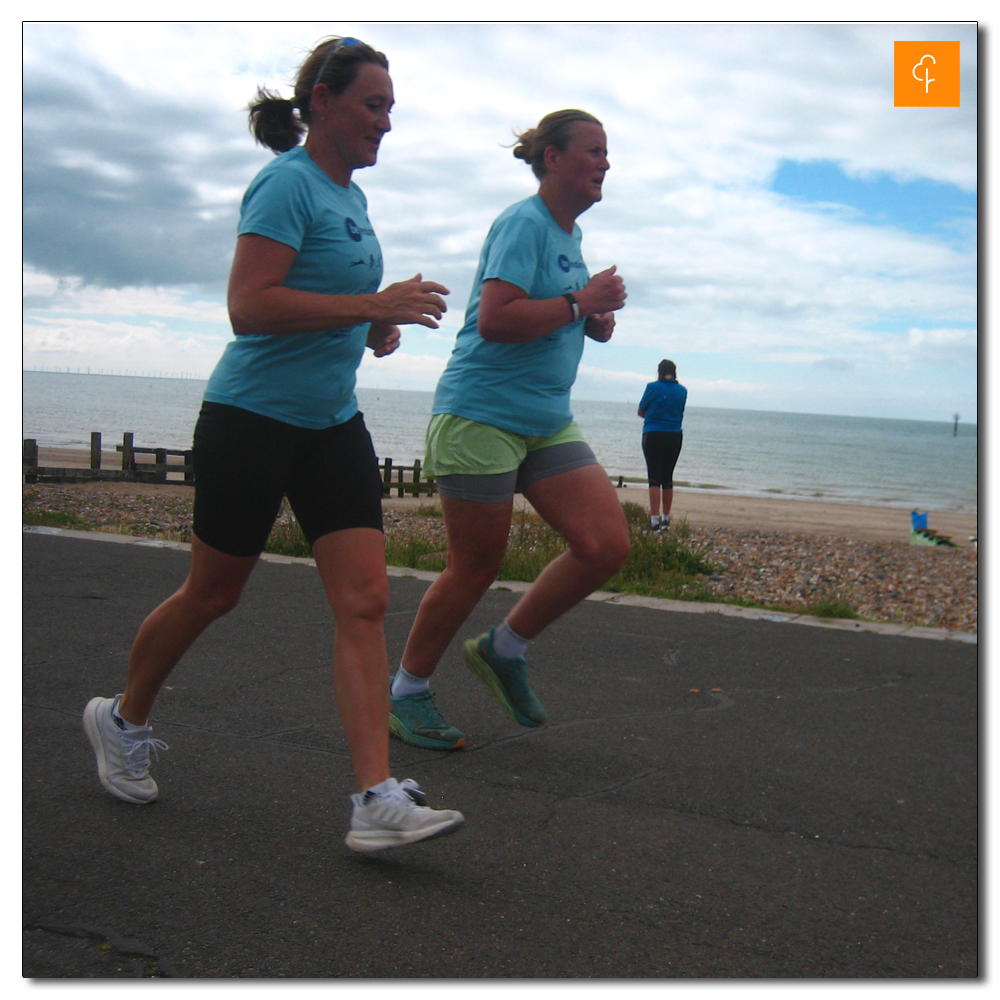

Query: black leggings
192 402 383 557
642 431 683 488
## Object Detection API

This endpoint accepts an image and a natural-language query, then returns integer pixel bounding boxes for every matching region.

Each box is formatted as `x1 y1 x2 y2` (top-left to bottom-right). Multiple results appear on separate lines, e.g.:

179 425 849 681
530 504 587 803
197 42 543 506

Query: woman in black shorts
638 359 687 531
83 36 463 852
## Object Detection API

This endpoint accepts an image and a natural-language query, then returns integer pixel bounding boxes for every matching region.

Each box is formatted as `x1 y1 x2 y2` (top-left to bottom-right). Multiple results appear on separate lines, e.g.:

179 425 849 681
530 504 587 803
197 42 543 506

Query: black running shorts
192 402 384 557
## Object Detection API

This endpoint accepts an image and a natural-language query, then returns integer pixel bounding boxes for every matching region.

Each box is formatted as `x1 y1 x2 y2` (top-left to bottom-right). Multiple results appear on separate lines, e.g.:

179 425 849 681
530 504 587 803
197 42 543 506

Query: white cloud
20 20 978 419
23 271 229 324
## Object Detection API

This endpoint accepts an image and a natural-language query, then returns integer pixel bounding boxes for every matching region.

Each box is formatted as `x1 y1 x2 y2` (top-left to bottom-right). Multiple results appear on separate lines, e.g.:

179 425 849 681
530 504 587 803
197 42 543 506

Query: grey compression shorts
436 440 599 503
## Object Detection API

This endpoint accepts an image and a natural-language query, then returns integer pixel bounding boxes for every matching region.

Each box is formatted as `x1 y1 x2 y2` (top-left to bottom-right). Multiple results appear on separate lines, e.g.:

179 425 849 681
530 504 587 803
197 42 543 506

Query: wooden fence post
23 439 38 483
183 449 194 483
121 433 134 472
154 448 167 482
90 432 102 470
382 457 393 496
412 458 422 497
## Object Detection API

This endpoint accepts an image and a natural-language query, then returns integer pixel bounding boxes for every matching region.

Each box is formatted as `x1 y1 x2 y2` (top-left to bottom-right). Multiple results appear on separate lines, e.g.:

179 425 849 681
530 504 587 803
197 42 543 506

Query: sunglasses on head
312 37 364 91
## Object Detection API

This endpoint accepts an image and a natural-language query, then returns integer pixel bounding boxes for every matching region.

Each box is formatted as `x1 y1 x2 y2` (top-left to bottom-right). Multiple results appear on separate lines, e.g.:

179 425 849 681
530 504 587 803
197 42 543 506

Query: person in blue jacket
638 359 687 531
387 109 630 751
83 36 463 852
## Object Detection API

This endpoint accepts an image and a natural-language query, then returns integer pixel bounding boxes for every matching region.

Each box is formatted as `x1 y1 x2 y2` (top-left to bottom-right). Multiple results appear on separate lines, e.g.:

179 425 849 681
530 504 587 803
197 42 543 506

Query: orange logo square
894 41 960 107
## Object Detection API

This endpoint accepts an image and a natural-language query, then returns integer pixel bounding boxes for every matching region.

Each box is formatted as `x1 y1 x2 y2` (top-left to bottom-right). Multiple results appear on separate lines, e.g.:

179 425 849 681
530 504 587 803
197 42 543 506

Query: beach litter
910 510 958 548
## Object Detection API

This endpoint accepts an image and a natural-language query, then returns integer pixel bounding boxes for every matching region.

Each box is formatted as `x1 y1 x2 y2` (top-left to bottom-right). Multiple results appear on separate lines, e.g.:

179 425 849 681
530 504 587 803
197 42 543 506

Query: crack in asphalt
23 920 178 977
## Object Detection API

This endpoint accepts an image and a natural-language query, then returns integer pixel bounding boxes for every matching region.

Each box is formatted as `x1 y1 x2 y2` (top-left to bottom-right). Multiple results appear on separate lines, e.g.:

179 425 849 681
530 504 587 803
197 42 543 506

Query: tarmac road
22 531 978 978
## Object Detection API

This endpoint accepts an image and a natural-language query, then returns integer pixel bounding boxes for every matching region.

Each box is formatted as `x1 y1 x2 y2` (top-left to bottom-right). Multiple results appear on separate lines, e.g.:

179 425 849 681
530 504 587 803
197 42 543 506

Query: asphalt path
23 531 978 978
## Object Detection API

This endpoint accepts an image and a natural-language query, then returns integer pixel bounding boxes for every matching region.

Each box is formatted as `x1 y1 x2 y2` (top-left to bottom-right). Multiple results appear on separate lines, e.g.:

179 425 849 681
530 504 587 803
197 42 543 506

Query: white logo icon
912 54 936 93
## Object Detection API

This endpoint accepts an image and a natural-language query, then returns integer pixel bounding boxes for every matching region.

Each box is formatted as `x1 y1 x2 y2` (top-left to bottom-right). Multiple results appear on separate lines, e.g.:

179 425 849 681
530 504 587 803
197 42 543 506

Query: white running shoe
345 778 464 852
83 695 167 804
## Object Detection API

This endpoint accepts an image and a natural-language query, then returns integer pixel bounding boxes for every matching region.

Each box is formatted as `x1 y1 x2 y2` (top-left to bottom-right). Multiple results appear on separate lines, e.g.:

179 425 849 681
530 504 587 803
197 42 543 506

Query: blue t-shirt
639 379 687 433
204 146 384 429
432 194 590 437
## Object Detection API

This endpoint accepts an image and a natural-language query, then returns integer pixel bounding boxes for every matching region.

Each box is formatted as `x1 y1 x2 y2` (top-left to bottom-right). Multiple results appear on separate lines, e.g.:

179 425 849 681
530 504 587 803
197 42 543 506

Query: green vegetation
384 534 447 573
253 500 863 620
263 519 313 558
23 509 94 530
259 499 719 603
805 593 861 619
413 502 443 518
603 502 717 601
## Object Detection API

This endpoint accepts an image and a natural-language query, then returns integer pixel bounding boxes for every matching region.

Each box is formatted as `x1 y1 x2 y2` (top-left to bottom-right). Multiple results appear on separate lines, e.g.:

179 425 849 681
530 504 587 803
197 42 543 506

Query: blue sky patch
771 159 976 238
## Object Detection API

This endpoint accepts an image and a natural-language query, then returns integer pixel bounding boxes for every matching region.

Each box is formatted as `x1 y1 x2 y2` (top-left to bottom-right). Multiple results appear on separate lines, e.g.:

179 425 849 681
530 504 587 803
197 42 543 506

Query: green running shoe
390 689 466 750
463 627 548 728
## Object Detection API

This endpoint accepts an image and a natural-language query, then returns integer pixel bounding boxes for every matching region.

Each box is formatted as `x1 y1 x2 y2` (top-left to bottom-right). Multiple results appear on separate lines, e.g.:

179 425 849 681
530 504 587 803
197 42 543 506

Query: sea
22 371 977 513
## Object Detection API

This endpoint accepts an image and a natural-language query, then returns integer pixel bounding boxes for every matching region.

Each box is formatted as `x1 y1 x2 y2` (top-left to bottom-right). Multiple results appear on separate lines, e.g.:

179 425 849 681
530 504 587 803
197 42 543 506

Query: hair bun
511 127 537 163
509 110 601 180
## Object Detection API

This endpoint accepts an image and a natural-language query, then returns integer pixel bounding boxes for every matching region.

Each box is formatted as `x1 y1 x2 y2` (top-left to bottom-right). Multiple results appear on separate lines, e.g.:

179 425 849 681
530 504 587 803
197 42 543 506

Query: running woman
388 109 630 750
84 36 463 851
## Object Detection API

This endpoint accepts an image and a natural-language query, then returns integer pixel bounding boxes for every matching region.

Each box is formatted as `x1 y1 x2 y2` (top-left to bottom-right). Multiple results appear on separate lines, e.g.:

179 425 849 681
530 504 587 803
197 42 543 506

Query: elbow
228 296 260 336
477 315 507 343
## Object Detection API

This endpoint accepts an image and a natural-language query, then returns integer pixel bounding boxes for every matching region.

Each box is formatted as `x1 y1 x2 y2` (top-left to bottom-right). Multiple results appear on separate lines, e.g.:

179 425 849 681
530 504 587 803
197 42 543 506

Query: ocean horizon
22 371 977 513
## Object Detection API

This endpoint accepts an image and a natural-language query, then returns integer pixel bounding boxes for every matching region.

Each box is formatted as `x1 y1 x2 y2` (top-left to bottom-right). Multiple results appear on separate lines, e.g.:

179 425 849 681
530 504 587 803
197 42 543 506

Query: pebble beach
23 462 978 634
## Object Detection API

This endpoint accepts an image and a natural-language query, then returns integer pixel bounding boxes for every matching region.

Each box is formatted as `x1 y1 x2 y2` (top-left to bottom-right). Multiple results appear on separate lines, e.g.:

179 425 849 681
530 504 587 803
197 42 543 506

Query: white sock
391 665 429 698
112 700 146 731
492 620 530 660
650 514 660 526
364 777 398 798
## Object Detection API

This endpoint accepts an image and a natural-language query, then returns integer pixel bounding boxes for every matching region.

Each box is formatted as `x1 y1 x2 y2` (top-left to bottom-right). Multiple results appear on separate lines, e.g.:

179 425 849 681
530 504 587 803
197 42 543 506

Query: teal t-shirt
432 194 590 437
204 146 384 429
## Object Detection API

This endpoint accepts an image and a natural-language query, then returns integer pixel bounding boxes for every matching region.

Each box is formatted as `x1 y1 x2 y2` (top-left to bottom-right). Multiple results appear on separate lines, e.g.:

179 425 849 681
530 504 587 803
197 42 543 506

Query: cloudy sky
22 18 978 422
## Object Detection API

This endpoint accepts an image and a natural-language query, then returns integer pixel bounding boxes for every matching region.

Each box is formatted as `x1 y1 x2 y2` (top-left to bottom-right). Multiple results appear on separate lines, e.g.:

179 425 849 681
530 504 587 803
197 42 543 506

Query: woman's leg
400 496 513 678
506 464 631 640
311 527 395 793
661 432 682 518
648 485 662 517
117 534 259 725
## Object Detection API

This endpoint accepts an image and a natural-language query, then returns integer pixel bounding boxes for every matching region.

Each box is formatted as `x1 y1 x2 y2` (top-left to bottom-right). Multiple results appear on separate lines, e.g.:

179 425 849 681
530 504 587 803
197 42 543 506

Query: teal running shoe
463 627 548 728
390 689 466 750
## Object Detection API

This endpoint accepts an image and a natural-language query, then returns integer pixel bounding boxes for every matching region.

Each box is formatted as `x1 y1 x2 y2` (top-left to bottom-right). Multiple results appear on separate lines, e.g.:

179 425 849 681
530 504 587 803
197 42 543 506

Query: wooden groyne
23 432 438 498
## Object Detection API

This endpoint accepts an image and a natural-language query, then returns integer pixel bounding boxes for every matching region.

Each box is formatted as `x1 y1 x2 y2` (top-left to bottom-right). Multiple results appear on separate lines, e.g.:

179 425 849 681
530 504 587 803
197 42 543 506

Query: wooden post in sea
90 432 102 470
953 412 960 437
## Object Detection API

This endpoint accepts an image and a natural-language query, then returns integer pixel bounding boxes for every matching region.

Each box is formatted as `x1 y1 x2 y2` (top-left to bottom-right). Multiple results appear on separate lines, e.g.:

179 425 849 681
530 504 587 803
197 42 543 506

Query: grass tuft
23 510 94 530
805 593 861 619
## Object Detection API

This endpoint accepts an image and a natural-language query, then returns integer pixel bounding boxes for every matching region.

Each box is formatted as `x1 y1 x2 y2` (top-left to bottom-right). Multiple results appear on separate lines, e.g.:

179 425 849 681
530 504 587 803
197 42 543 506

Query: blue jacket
638 378 686 433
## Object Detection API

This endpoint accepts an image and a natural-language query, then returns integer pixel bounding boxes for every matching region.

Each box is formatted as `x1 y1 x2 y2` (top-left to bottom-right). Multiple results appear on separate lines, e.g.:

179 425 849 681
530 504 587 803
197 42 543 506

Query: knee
179 581 243 621
330 574 390 626
573 529 631 577
446 548 505 593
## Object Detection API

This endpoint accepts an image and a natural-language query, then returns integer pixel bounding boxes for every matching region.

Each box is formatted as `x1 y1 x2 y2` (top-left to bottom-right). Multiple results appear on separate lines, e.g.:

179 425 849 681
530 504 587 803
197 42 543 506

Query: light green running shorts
424 414 599 503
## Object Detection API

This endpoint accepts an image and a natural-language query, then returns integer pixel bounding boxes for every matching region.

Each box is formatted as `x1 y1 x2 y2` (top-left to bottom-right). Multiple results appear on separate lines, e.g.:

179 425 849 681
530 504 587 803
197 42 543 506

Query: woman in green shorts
388 109 631 749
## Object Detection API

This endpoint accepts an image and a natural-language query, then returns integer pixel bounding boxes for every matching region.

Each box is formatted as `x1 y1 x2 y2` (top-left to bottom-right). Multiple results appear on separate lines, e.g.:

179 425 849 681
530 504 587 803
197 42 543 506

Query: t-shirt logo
557 253 586 273
345 218 363 242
